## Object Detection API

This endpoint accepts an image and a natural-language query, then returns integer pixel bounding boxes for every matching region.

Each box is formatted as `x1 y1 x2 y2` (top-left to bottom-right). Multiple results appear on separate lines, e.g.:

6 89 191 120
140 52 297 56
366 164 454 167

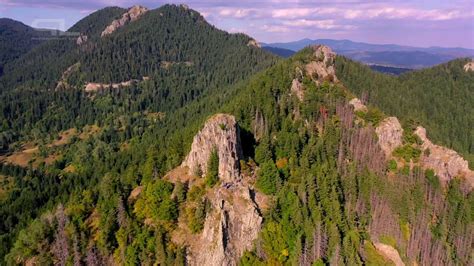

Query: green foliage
356 107 385 126
425 169 440 189
135 179 178 222
393 145 422 162
186 199 208 233
205 149 219 187
363 241 393 266
388 160 398 171
256 161 280 195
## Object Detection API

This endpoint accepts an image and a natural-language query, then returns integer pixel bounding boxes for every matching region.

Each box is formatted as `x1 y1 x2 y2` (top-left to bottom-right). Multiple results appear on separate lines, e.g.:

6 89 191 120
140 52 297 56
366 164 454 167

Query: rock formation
84 79 139 92
415 126 474 187
182 114 243 183
305 45 338 85
374 242 405 266
349 98 368 112
247 39 261 48
375 117 403 158
188 185 262 266
290 79 304 101
55 63 80 90
101 5 148 37
464 61 474 72
179 114 263 265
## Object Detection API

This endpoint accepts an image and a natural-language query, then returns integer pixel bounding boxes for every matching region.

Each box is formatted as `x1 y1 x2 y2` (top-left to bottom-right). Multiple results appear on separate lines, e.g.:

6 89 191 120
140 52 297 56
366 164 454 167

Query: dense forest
0 4 472 266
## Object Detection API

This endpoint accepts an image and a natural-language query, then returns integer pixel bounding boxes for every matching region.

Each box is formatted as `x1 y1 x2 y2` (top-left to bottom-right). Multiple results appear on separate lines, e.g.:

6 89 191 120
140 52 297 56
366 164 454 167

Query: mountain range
263 38 474 69
0 4 473 266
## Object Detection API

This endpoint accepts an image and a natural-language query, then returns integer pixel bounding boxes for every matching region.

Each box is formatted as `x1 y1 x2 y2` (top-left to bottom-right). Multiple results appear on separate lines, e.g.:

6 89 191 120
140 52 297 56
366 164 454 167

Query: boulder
349 98 368 112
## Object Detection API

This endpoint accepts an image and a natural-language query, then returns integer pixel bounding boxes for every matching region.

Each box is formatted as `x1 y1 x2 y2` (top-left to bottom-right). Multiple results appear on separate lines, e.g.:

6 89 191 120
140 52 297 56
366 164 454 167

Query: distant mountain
368 65 412 75
263 38 474 69
0 18 51 75
262 46 295 58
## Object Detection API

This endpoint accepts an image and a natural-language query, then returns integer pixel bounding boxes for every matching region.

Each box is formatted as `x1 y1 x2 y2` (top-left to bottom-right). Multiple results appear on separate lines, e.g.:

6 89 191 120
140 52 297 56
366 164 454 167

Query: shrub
388 160 397 171
393 145 421 162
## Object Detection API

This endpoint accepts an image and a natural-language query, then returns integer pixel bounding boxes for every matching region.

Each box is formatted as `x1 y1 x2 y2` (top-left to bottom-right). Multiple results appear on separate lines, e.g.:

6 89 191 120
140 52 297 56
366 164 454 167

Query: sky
0 0 473 49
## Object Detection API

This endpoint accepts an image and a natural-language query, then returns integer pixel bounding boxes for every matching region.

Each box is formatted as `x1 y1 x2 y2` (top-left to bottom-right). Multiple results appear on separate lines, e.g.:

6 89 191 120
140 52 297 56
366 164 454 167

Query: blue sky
1 0 473 48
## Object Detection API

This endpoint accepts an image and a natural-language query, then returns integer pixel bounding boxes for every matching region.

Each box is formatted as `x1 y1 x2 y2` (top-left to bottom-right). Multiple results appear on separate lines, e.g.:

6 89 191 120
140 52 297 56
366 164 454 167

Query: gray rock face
182 114 243 183
375 117 403 158
101 5 148 37
305 45 338 85
188 185 262 266
415 126 474 187
464 61 474 72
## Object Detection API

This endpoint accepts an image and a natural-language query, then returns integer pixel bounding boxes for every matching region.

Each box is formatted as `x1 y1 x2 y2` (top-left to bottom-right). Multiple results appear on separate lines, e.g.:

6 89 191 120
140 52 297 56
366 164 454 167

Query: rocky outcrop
349 98 367 112
290 79 304 101
375 117 403 158
374 242 405 266
305 45 338 85
415 126 474 187
464 61 474 72
188 184 262 266
76 34 87 45
247 39 261 48
101 5 148 37
182 114 243 183
55 63 80 90
84 79 139 92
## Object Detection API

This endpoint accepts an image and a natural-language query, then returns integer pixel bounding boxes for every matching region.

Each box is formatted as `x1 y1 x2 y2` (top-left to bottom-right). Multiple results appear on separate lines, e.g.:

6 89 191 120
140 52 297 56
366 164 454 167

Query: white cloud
282 19 355 30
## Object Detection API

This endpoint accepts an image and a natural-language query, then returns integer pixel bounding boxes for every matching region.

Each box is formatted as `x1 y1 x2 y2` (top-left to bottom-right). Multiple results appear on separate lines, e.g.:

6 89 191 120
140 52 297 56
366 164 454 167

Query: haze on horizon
0 0 473 49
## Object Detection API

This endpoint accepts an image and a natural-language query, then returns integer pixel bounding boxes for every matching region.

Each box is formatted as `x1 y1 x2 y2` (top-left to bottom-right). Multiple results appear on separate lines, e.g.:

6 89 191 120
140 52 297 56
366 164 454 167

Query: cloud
282 19 356 30
1 0 472 47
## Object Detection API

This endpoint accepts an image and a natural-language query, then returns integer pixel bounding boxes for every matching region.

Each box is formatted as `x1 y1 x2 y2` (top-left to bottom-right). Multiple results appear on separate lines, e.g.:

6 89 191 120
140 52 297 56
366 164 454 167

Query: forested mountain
0 4 473 266
0 19 49 75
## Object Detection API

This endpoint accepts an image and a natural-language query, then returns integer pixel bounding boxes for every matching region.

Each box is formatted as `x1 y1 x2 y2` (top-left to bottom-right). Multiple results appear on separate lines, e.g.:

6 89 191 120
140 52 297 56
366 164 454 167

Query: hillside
1 39 472 265
336 56 474 165
0 4 276 152
0 19 50 75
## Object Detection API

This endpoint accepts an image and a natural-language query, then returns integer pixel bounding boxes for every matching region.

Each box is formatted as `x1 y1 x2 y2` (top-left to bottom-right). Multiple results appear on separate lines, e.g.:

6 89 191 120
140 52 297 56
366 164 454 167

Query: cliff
179 114 263 265
182 114 243 183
